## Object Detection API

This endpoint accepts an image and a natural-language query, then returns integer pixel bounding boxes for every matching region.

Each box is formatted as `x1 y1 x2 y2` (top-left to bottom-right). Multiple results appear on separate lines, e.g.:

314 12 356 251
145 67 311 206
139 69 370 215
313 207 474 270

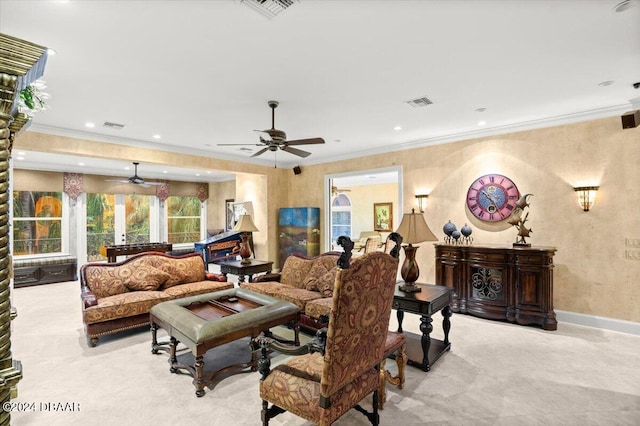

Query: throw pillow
315 269 338 297
281 256 314 288
123 265 171 291
157 261 188 288
303 261 333 291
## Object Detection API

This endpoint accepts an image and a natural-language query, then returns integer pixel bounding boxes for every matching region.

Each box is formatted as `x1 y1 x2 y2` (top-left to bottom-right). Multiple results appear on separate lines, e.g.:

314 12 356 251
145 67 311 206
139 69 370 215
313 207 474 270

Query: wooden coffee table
214 259 273 283
150 288 299 397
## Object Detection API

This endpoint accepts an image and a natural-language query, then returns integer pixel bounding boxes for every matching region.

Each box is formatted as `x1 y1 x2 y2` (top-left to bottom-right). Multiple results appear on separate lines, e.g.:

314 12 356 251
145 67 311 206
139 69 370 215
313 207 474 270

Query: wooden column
0 33 48 425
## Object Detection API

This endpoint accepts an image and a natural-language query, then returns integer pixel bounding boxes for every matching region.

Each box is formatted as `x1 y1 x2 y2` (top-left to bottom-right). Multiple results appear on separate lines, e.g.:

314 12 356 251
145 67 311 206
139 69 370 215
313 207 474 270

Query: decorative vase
443 220 457 236
461 223 473 245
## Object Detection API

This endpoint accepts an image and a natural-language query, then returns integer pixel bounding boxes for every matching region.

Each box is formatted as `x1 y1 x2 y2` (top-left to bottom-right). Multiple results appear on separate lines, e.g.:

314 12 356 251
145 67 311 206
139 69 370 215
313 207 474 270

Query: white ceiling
2 0 640 182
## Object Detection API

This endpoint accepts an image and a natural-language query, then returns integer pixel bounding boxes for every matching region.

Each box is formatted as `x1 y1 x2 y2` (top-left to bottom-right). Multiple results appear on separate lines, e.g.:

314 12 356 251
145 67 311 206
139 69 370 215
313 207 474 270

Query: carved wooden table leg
396 310 404 333
194 356 205 397
442 306 452 347
169 337 178 373
151 323 159 354
419 315 434 371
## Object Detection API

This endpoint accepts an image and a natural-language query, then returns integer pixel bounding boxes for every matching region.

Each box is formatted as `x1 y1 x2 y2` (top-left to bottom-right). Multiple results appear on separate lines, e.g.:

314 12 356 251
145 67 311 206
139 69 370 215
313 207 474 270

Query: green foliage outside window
86 193 115 261
13 191 62 255
167 196 201 243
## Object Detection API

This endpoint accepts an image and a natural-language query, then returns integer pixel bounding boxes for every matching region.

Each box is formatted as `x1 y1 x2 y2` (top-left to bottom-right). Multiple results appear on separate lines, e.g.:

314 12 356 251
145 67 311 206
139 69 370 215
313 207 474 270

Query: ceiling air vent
405 96 434 108
239 0 298 19
103 121 125 130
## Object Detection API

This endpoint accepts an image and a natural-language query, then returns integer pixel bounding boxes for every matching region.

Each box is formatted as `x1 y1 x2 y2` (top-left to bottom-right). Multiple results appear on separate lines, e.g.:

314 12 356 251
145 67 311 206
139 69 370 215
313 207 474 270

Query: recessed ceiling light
152 134 161 139
394 126 402 131
124 166 130 170
195 173 201 177
16 156 25 161
206 171 212 174
478 121 487 126
17 151 26 156
163 170 168 174
85 122 95 128
598 80 615 87
78 162 85 166
46 48 57 56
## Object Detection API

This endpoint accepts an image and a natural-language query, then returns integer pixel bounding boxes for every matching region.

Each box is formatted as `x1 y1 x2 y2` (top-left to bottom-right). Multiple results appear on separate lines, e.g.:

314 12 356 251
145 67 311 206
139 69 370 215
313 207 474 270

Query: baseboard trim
556 310 640 336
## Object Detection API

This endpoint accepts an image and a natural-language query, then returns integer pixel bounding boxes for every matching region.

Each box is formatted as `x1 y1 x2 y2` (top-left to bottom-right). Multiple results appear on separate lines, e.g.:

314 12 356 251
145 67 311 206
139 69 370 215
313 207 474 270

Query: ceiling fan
331 186 351 197
218 100 325 158
105 162 164 187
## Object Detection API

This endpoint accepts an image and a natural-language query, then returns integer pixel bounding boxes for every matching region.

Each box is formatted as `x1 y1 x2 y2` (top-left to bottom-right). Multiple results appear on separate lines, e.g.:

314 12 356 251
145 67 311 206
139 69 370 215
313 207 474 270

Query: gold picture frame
373 202 393 232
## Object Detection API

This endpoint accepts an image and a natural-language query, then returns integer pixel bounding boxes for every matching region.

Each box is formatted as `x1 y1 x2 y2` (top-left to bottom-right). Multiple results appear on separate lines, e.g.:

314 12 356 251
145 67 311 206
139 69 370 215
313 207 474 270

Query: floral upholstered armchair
251 236 400 426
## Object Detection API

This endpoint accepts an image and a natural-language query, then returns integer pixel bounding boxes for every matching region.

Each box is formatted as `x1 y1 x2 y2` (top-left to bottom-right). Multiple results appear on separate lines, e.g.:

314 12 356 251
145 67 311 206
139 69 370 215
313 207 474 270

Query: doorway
324 166 402 251
85 193 158 262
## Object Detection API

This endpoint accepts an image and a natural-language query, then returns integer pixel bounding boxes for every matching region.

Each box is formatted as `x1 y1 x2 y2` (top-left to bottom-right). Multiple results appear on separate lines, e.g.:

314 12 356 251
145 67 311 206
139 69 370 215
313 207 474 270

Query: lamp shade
395 208 437 244
233 214 259 233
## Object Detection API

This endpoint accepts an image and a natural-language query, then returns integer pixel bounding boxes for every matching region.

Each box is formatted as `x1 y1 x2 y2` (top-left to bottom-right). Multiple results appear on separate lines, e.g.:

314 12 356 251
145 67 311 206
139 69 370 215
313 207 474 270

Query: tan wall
207 180 236 232
346 183 399 238
14 117 640 322
289 116 640 323
12 169 62 192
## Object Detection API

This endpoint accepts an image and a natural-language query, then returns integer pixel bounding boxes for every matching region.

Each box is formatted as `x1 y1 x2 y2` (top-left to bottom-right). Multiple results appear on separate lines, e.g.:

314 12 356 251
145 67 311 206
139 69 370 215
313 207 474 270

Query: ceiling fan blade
254 130 273 142
217 143 263 146
251 147 270 158
281 146 311 158
105 179 130 184
285 137 325 145
143 181 165 186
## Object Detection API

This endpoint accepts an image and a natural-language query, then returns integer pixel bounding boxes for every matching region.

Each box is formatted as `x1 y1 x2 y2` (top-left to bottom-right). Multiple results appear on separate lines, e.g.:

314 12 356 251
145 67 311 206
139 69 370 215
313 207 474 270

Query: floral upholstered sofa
240 252 342 331
80 252 232 346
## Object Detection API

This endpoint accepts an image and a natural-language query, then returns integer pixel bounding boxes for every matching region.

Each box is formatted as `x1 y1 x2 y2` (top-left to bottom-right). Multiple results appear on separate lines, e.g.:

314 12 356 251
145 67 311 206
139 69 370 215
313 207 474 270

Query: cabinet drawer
468 252 508 262
14 266 40 285
40 264 76 283
393 299 421 313
438 250 461 260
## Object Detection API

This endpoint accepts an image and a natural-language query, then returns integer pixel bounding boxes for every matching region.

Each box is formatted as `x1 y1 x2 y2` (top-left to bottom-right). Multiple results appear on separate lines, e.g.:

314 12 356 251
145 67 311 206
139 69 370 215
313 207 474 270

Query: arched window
331 193 352 245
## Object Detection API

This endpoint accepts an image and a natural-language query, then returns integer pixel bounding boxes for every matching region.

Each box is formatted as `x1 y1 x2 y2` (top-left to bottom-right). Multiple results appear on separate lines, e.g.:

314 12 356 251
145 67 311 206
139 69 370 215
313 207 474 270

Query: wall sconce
415 194 429 213
573 186 599 211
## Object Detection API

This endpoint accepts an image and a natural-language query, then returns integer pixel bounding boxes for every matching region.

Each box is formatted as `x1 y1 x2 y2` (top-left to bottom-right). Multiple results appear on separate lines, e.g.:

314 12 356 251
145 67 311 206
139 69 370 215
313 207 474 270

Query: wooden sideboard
434 243 557 330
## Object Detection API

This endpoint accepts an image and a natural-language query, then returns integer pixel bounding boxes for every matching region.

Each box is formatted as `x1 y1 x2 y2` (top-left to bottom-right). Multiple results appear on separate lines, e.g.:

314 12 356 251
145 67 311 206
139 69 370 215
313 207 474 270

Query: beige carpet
8 281 640 426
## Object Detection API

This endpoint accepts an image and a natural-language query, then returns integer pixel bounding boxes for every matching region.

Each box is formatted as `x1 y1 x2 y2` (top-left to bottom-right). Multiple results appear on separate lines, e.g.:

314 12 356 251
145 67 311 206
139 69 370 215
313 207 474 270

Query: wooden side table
393 282 453 371
214 259 273 283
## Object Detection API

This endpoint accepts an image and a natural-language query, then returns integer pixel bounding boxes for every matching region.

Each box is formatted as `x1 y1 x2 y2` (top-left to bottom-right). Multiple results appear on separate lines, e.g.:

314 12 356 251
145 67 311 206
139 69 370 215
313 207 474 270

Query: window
331 193 352 244
86 193 115 262
166 196 202 244
13 191 63 255
125 194 152 244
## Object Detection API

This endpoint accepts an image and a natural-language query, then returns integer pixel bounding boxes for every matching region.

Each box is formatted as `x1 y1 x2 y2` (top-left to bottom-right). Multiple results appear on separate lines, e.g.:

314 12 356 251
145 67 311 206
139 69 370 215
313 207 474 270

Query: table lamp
395 208 437 292
233 214 259 264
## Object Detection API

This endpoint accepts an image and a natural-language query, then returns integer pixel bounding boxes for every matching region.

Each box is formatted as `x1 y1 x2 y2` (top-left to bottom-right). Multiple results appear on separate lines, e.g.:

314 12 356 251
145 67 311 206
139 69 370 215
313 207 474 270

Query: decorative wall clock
466 174 520 222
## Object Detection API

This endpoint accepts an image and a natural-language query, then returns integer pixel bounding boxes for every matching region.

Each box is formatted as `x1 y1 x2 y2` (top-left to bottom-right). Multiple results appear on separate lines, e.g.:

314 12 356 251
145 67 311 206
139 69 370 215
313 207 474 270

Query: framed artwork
225 199 235 231
373 202 393 232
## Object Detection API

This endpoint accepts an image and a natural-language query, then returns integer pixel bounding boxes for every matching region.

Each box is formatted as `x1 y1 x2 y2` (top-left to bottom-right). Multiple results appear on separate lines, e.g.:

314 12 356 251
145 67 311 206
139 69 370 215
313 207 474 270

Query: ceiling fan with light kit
105 162 164 188
218 100 325 158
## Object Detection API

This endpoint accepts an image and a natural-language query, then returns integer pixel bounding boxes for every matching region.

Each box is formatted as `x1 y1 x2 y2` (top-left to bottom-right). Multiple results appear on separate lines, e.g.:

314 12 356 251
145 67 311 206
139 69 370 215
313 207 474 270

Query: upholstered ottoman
150 288 300 397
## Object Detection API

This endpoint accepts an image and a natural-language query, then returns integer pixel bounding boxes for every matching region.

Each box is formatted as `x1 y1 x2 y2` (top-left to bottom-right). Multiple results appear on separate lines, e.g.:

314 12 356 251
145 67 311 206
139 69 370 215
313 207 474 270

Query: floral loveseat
80 252 232 346
240 252 341 331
